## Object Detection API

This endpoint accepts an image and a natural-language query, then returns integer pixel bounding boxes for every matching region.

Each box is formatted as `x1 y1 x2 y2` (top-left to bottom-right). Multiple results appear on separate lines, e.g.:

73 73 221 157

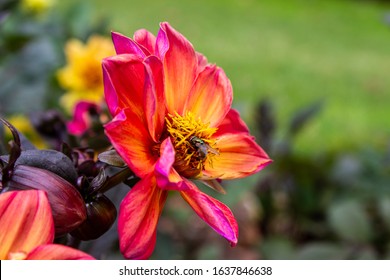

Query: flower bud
14 149 78 185
70 194 117 241
5 165 86 236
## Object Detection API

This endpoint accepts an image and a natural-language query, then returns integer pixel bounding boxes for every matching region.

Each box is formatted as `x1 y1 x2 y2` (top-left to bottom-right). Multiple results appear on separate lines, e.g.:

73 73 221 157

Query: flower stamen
165 112 218 178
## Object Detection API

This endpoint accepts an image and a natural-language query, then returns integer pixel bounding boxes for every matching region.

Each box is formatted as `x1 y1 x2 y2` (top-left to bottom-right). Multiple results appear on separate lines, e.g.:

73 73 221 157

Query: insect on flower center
165 112 219 178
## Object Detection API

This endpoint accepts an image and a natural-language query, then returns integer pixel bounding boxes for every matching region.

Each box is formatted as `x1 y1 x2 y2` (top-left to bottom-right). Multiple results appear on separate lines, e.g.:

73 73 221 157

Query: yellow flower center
165 112 219 178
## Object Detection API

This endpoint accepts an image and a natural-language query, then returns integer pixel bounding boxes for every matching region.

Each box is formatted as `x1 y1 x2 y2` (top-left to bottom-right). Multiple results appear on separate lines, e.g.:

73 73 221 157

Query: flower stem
88 166 135 196
66 235 81 249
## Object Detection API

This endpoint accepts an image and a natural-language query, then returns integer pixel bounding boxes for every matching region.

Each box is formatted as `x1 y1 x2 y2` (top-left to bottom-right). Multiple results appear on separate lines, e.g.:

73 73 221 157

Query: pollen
165 112 219 178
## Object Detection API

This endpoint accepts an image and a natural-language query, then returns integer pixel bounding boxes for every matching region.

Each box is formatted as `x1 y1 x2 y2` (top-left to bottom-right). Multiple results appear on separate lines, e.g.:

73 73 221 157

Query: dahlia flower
103 22 271 259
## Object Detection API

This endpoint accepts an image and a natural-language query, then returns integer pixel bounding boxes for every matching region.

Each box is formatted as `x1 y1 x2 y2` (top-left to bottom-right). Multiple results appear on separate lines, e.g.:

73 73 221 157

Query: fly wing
205 144 220 155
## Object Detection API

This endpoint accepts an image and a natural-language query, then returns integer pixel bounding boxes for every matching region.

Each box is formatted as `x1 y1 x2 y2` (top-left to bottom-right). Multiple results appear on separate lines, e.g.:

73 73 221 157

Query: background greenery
61 0 390 155
1 0 390 259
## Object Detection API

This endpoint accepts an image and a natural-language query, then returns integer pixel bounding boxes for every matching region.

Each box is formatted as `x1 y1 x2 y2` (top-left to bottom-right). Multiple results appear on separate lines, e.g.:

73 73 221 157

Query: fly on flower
188 135 220 160
103 22 272 259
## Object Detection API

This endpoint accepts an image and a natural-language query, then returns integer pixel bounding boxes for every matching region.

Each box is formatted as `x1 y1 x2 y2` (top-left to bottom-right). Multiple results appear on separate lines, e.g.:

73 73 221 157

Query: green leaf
197 244 220 260
260 237 296 260
98 149 126 167
353 247 377 260
379 197 390 231
297 242 347 260
65 1 93 39
288 101 323 137
327 200 372 243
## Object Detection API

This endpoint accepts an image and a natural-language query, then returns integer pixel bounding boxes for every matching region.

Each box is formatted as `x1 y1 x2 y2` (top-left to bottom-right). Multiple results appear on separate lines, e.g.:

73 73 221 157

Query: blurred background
1 0 390 259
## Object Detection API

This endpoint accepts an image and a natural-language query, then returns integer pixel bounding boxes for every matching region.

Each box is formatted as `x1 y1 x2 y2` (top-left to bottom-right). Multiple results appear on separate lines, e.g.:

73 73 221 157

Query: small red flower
67 101 100 136
103 22 272 259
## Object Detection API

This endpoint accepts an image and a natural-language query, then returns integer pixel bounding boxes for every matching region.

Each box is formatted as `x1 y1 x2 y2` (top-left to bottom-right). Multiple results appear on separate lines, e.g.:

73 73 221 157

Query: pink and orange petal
156 22 198 115
102 54 146 117
105 108 156 178
180 180 238 246
0 190 94 260
26 244 94 260
204 133 272 180
118 175 168 259
185 64 232 127
0 190 53 259
154 138 189 191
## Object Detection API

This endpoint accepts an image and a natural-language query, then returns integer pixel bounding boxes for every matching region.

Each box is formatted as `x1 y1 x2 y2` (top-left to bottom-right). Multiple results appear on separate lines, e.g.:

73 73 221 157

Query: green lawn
63 0 390 154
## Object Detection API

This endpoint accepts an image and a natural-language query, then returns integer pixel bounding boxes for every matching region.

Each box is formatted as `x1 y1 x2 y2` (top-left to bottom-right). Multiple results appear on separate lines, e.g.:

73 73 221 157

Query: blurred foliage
137 99 390 260
59 0 390 155
0 0 109 116
254 99 390 260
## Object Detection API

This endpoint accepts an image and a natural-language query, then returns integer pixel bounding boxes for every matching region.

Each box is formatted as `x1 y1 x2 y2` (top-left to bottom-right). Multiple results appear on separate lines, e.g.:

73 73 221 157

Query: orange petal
26 244 94 260
143 56 166 142
214 109 250 136
134 29 156 55
105 108 156 178
185 64 232 127
0 190 54 260
203 133 272 180
102 54 145 117
156 22 197 115
180 181 238 246
118 175 168 259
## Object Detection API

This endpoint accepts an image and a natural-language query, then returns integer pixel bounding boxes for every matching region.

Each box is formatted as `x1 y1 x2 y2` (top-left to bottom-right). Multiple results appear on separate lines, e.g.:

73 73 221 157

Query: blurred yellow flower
57 36 115 113
20 0 55 15
5 115 47 149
